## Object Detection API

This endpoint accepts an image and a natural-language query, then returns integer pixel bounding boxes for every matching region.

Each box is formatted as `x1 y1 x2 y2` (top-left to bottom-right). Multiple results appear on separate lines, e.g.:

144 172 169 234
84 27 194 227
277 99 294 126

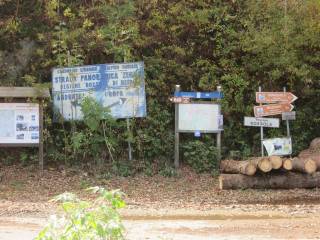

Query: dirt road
1 208 320 240
2 165 320 239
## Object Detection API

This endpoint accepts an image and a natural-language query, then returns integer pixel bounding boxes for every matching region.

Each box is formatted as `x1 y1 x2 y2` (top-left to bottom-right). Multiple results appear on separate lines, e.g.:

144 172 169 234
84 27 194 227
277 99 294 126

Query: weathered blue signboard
52 62 146 120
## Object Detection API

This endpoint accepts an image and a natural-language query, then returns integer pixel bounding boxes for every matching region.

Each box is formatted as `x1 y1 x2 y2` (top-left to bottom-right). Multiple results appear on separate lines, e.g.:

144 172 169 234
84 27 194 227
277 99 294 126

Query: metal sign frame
174 86 223 169
252 86 295 157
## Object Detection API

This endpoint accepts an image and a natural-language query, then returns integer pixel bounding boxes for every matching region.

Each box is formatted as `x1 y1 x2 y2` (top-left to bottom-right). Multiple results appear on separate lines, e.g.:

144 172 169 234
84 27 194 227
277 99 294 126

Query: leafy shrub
111 160 133 177
182 140 218 173
132 99 174 161
159 162 177 177
36 187 125 240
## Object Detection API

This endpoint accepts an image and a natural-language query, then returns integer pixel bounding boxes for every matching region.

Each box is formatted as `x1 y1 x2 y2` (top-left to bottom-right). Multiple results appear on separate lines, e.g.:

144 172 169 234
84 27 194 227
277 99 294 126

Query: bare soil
1 164 320 239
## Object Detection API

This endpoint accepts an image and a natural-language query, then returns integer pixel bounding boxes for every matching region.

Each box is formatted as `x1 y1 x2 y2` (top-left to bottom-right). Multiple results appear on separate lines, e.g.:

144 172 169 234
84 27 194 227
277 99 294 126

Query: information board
52 62 146 120
178 103 222 132
0 103 39 144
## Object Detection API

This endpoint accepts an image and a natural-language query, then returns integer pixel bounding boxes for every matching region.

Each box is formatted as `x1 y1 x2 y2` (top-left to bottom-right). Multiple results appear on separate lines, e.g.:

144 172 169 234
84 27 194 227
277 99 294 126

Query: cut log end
245 163 257 176
292 157 317 174
305 158 317 174
283 158 293 170
258 158 272 172
269 156 282 169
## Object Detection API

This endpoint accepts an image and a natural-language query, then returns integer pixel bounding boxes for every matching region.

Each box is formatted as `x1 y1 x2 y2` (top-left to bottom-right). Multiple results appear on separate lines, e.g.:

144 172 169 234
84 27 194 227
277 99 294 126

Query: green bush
182 140 218 173
36 187 125 240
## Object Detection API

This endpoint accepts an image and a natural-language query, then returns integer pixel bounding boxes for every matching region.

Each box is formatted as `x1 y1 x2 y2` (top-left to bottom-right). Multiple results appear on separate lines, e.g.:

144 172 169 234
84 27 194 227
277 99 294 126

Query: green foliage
36 187 125 240
1 0 320 172
159 162 177 178
182 139 218 173
111 160 133 177
133 99 174 161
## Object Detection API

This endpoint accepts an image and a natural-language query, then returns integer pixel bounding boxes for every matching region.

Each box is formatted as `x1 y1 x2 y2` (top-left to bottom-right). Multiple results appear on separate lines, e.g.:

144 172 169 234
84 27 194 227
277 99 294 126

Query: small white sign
244 117 279 128
282 111 296 121
263 137 292 156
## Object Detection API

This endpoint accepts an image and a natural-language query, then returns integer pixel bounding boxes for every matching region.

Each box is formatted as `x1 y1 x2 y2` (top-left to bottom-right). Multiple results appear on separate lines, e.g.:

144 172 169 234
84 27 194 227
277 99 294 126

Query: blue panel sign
174 91 223 99
52 62 146 120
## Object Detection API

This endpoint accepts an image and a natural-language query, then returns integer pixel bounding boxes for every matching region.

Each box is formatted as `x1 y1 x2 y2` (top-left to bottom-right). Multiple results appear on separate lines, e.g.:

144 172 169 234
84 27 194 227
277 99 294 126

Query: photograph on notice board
16 123 28 131
29 126 39 131
16 115 24 121
31 133 39 140
0 103 40 144
16 133 25 140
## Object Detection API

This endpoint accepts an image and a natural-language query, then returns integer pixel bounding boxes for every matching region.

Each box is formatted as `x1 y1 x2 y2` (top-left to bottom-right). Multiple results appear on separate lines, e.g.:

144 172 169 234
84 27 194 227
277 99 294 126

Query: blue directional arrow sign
174 91 223 99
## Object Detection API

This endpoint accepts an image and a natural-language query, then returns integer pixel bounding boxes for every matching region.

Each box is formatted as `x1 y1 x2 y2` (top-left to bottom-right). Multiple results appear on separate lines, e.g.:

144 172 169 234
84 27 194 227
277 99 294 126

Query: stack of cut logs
219 138 320 190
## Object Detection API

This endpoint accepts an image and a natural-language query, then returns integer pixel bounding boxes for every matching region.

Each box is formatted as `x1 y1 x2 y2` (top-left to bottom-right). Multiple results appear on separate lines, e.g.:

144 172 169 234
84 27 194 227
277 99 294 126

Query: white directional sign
244 117 280 128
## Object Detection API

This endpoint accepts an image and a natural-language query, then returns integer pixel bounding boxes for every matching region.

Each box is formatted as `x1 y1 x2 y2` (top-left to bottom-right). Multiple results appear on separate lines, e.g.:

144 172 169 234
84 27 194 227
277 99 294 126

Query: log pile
219 138 320 190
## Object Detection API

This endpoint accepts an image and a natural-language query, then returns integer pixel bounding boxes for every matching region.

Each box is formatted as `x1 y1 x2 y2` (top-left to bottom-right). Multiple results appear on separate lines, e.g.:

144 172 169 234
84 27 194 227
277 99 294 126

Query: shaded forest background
0 0 319 174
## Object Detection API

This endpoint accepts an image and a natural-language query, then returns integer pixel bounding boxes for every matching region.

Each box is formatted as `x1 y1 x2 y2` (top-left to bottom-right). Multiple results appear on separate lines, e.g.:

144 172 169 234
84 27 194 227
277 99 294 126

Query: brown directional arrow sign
254 103 294 117
169 97 190 104
256 92 298 103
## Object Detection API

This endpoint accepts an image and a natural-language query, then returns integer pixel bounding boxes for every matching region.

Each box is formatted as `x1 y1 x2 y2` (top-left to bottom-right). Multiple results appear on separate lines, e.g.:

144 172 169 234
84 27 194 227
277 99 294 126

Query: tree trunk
220 160 257 176
251 157 272 173
282 158 293 170
292 157 316 174
219 172 320 190
269 156 282 169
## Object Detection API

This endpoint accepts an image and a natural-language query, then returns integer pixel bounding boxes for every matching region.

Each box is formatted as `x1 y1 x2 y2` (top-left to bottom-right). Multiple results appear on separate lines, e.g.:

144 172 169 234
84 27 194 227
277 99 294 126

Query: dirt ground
1 164 320 239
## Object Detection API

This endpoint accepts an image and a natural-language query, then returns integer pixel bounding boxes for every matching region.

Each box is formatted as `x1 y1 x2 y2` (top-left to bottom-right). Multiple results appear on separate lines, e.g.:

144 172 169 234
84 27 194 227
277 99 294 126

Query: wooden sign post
250 86 298 157
0 87 50 171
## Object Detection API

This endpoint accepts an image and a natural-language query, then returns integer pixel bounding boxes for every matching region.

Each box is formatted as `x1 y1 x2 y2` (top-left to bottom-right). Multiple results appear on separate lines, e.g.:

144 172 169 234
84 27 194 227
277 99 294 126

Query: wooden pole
127 118 132 161
174 85 180 168
216 85 222 168
259 86 264 157
216 132 221 167
39 99 44 171
283 87 291 137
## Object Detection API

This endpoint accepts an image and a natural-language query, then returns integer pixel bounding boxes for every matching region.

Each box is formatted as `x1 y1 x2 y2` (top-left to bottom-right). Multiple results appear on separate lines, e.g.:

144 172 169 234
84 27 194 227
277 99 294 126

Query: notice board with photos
0 87 50 170
0 103 39 144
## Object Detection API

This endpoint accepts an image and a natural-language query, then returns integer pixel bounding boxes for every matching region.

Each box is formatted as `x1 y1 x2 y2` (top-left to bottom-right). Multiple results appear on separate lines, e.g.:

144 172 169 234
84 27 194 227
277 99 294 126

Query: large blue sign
52 62 146 120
